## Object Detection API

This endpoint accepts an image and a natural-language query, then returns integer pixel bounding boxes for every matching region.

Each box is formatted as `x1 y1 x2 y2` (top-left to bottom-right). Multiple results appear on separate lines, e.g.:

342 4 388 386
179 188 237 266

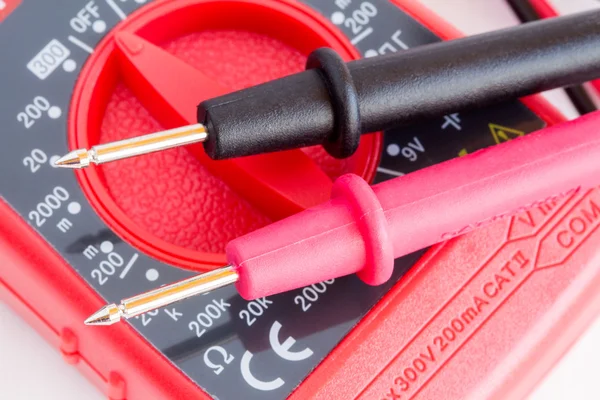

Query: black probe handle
198 9 600 160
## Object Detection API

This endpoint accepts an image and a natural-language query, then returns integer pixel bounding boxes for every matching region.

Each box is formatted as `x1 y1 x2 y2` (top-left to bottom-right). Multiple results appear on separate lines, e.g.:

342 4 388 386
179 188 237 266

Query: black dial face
0 1 545 399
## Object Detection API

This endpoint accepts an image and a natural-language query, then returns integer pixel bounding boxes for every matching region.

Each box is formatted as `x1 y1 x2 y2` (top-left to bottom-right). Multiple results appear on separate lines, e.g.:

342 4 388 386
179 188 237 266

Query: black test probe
56 9 600 168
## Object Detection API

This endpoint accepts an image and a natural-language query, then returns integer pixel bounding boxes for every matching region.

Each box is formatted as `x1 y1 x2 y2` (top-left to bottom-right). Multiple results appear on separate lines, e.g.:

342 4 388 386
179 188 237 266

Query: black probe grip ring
306 48 361 159
198 47 361 160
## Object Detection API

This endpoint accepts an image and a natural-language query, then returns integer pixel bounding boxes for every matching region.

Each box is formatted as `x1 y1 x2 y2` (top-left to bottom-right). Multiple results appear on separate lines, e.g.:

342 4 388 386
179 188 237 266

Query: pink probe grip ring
332 174 394 285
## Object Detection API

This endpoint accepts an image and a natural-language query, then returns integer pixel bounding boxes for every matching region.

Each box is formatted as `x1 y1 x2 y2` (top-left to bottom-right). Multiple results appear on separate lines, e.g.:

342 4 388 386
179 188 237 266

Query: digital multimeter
2 1 600 399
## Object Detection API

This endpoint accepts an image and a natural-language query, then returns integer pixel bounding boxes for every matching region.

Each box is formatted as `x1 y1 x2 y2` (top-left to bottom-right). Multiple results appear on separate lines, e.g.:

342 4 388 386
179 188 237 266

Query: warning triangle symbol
488 124 525 144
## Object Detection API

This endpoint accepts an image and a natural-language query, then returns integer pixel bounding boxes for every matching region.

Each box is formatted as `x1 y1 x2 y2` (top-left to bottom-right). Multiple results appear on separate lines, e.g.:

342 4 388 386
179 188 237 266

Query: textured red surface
99 30 351 253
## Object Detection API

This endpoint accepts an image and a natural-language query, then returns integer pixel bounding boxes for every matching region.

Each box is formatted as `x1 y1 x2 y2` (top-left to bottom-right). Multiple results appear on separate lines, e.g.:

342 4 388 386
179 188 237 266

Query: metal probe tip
55 123 208 169
84 265 239 326
54 149 93 169
84 303 123 326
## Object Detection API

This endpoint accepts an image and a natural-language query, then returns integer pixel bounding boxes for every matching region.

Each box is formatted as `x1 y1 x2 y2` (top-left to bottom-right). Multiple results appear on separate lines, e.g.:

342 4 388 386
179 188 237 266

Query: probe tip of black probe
55 123 208 169
54 149 91 169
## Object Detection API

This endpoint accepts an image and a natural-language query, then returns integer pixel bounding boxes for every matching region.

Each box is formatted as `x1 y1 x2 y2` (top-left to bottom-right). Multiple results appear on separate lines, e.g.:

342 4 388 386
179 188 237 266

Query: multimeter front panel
0 1 579 399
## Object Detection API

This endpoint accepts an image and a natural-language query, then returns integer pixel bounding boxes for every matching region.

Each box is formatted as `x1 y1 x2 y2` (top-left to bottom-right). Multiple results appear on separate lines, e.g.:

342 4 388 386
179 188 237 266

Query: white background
2 0 600 399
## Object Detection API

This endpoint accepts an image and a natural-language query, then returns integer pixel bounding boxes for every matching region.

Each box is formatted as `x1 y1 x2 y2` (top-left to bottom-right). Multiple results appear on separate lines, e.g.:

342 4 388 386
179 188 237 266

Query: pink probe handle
227 111 600 300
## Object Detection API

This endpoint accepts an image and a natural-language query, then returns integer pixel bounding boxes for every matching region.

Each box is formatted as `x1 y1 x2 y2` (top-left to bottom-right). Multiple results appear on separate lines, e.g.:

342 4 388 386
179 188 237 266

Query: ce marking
240 321 314 391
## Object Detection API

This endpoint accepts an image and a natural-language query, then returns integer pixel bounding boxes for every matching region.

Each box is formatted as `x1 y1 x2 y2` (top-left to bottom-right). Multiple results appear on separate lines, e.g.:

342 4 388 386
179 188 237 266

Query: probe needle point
85 303 123 326
54 149 91 169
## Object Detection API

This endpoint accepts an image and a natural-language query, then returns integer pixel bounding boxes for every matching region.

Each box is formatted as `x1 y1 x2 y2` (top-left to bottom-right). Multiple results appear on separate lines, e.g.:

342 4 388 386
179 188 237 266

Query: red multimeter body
2 1 599 399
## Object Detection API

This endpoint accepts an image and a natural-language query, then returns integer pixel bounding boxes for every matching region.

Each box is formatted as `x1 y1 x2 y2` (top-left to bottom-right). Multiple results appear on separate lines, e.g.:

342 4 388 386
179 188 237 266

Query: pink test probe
230 111 600 298
87 110 600 325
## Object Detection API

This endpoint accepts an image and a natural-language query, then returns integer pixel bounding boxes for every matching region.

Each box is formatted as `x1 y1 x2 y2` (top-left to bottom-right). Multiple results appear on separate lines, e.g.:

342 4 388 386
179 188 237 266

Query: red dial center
69 0 381 272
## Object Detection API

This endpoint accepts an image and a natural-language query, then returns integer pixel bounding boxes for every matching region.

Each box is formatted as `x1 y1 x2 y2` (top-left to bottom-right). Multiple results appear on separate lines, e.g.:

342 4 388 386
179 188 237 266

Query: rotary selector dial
69 0 381 270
